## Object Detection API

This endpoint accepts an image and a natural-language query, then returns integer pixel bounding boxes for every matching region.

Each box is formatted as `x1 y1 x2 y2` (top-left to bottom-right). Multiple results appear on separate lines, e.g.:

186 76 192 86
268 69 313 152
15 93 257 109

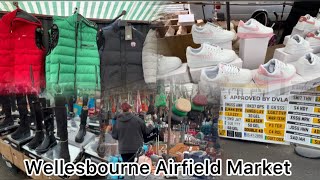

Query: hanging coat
46 13 100 95
99 20 145 92
0 9 45 95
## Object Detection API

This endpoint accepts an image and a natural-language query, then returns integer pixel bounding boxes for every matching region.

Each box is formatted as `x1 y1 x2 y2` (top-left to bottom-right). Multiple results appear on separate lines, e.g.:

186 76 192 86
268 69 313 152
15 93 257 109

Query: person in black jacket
111 102 149 162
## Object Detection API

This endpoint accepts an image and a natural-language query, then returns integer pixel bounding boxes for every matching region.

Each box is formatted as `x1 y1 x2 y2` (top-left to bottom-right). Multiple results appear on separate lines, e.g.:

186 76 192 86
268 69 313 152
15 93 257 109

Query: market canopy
0 1 165 21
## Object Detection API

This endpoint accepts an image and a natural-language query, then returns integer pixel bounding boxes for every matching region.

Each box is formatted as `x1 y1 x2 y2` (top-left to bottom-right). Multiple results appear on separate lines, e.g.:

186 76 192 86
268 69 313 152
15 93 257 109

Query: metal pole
226 1 231 30
167 82 173 154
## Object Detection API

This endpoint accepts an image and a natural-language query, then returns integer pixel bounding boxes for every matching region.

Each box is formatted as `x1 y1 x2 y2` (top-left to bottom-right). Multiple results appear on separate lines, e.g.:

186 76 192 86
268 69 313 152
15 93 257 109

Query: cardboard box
178 14 195 26
158 34 200 62
0 139 13 163
11 147 25 172
239 37 270 70
189 58 243 83
273 47 313 63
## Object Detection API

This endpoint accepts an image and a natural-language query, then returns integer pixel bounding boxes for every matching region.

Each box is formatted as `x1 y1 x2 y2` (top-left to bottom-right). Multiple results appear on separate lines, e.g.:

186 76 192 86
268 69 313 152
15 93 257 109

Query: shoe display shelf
273 48 314 63
66 119 95 148
239 37 271 70
5 130 35 151
0 123 19 137
83 139 108 163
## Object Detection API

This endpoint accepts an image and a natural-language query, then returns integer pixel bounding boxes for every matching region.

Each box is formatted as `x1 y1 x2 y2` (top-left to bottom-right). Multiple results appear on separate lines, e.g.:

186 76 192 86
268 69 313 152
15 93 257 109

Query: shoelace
206 44 223 53
221 64 240 75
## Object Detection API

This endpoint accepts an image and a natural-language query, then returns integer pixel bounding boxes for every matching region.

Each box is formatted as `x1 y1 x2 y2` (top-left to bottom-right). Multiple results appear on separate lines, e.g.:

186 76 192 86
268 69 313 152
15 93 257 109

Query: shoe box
283 35 320 54
178 14 195 26
273 48 313 63
157 63 191 84
189 58 243 83
239 37 271 70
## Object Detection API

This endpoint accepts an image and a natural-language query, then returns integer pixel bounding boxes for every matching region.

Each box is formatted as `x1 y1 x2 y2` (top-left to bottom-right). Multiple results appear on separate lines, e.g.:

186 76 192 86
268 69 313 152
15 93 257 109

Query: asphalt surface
0 139 319 179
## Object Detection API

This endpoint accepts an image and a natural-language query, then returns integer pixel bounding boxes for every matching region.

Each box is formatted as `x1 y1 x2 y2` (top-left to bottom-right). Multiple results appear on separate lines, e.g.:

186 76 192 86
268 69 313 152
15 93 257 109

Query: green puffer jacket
46 13 100 94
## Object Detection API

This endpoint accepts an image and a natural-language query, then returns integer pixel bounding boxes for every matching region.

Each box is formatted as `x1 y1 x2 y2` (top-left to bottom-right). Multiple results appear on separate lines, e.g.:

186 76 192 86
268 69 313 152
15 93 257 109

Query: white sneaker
305 30 320 46
191 22 235 44
237 18 273 39
284 35 312 54
143 29 158 55
158 55 182 75
293 53 320 76
218 63 253 84
254 59 296 85
294 14 320 32
186 43 237 68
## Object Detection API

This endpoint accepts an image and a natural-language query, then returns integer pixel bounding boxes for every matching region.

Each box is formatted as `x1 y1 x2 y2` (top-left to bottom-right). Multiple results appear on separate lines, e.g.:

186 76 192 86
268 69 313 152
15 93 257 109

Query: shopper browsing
111 103 150 162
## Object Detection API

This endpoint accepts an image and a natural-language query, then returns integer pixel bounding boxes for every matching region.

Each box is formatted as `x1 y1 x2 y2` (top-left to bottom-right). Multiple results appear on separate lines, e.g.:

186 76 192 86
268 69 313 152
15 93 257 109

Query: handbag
175 98 191 112
192 94 208 106
191 102 204 112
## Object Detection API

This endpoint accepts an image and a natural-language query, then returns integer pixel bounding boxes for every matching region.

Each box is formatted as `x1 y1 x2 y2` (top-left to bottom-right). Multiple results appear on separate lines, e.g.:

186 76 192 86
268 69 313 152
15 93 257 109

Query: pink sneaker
254 59 296 85
237 18 274 39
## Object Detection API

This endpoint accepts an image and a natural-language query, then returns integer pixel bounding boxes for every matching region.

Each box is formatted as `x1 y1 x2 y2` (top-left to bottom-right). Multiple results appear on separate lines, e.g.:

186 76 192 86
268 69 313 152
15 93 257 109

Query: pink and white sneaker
237 18 273 39
294 14 320 32
254 59 296 85
306 30 320 46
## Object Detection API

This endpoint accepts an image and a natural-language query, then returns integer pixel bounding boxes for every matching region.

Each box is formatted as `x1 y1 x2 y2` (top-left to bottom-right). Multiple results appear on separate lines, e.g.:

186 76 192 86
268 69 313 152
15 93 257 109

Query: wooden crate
11 147 25 172
0 139 13 163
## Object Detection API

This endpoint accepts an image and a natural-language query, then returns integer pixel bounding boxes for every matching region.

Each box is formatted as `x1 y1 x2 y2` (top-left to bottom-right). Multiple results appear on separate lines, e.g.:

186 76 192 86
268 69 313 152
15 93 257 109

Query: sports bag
175 98 191 112
192 94 208 106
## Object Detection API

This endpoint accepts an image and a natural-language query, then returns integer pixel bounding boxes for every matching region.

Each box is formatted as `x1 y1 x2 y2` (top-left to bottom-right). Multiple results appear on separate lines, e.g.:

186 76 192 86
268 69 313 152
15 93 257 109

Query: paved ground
1 139 319 179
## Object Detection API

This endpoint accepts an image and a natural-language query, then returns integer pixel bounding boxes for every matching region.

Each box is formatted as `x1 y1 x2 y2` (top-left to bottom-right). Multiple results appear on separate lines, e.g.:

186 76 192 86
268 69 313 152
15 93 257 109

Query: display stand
273 47 313 63
22 145 42 160
41 143 81 163
239 37 270 70
5 131 34 151
84 140 108 163
0 123 19 136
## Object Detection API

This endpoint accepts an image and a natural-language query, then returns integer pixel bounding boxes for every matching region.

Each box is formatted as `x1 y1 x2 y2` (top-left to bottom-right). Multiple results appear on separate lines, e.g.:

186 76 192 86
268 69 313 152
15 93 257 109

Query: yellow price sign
265 122 286 129
314 107 320 113
316 86 320 91
265 135 284 142
218 124 224 130
311 139 320 145
264 128 285 136
219 111 223 116
313 118 320 124
312 128 320 134
315 97 320 102
244 127 263 133
219 130 226 136
245 118 264 123
267 110 286 116
245 108 264 114
225 112 242 117
225 107 242 112
266 115 286 122
218 120 223 125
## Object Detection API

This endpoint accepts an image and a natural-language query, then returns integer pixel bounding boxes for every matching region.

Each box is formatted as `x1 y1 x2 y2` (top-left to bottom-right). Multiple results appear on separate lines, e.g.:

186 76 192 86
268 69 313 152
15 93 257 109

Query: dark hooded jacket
111 112 148 154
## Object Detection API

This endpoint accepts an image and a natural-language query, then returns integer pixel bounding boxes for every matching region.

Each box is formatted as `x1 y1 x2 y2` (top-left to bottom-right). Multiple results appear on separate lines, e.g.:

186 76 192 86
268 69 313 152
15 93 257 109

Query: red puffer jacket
0 9 45 95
